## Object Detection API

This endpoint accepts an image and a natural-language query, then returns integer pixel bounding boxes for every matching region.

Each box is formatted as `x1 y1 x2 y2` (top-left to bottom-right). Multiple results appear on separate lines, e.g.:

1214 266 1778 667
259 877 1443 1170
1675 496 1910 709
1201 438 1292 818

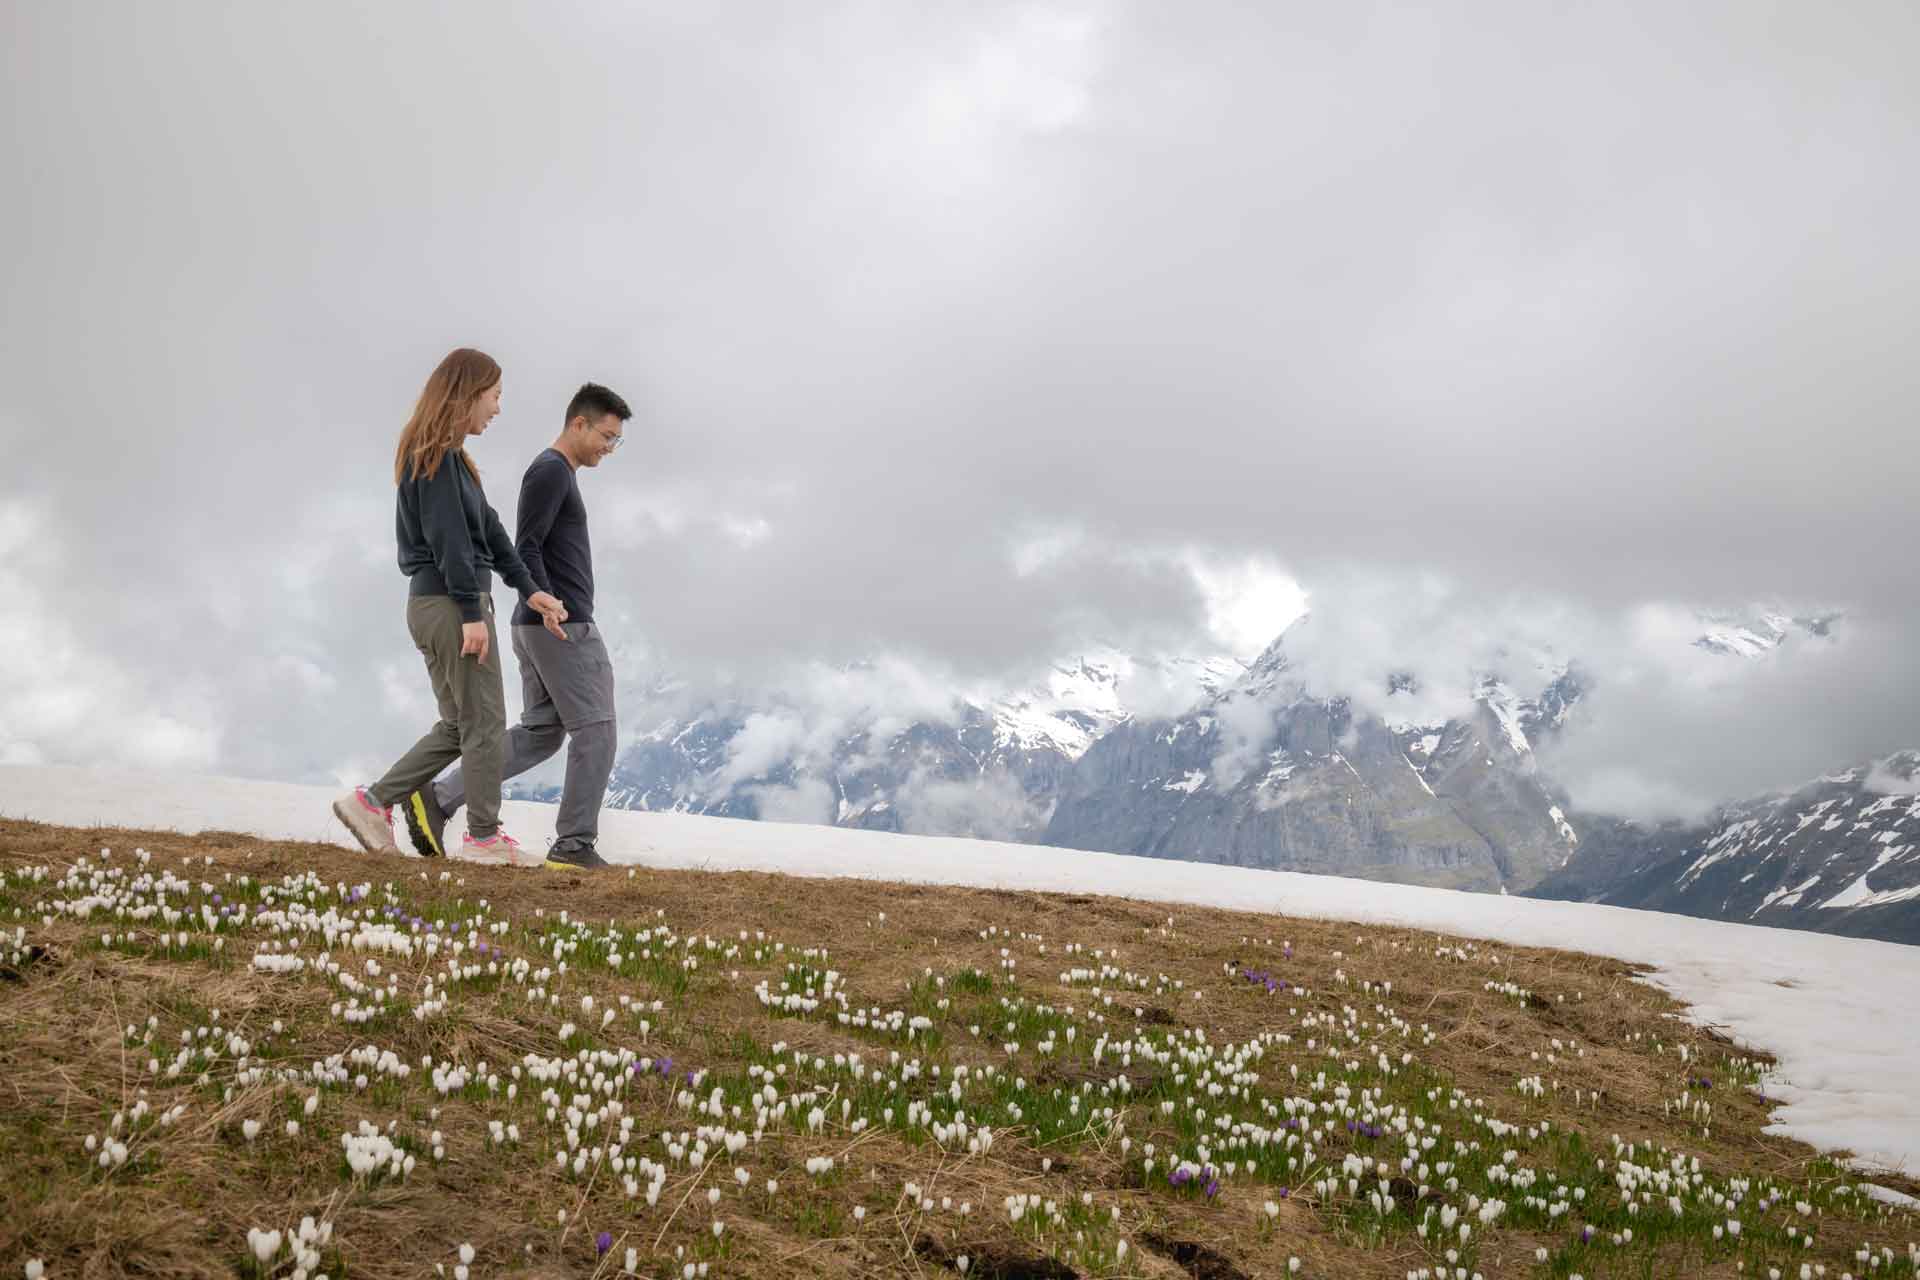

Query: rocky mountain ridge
510 606 1918 942
1529 751 1920 945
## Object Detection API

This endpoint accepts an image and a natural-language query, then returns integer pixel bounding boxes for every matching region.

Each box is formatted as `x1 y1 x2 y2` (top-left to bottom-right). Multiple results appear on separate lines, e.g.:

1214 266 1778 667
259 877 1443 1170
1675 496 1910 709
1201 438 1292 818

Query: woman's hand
460 620 490 664
529 591 570 641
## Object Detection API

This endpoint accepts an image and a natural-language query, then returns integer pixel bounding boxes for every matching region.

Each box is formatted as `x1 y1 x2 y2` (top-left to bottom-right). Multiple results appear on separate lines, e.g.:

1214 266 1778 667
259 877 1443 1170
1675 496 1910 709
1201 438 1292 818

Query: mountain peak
1693 610 1842 658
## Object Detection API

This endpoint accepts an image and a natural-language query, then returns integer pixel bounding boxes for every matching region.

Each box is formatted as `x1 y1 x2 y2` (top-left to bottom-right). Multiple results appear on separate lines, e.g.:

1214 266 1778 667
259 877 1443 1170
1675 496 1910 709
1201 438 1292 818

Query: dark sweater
512 448 595 626
395 451 539 623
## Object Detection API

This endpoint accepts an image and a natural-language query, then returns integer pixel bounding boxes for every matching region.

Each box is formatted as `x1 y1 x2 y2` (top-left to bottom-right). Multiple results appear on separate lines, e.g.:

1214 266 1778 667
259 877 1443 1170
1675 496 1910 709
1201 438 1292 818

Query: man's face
575 412 625 467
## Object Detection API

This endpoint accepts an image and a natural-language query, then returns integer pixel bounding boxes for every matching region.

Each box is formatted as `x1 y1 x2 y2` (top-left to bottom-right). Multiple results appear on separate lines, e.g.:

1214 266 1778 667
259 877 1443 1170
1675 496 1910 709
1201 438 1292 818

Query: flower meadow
1 820 1915 1280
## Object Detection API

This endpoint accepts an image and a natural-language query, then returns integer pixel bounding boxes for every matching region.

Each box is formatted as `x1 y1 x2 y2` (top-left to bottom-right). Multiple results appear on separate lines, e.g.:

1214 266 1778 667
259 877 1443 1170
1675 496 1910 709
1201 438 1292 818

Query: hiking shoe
332 787 399 854
401 786 449 858
545 837 611 870
455 828 538 868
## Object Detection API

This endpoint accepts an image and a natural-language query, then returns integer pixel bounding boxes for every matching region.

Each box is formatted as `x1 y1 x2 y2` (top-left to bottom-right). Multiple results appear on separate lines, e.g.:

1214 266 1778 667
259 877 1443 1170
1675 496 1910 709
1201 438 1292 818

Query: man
399 382 630 870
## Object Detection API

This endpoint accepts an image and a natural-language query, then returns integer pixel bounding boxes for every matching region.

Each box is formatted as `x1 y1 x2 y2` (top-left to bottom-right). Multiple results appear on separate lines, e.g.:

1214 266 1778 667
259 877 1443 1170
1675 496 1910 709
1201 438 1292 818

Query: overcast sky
3 2 1916 818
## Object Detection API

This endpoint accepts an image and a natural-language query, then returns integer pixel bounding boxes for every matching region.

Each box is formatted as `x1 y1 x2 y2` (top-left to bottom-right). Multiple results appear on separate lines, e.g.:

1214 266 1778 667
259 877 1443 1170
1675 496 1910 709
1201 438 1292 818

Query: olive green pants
370 594 507 837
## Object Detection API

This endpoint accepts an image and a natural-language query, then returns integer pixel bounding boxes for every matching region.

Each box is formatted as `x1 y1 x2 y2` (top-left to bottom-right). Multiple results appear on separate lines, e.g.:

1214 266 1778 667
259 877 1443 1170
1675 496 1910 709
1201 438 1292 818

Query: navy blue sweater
512 448 595 626
395 451 539 623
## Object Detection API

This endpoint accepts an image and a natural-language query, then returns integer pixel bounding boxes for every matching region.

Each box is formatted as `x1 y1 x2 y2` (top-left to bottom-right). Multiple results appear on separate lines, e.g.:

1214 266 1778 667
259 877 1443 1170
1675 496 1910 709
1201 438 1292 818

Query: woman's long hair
393 348 501 484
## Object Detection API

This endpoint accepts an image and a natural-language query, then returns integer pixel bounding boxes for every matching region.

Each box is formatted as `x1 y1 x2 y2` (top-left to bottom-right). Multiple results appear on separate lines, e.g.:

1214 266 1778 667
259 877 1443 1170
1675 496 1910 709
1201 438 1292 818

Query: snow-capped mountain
1529 752 1920 945
1043 618 1587 892
513 602 1900 943
521 651 1246 841
1693 610 1840 658
985 652 1244 759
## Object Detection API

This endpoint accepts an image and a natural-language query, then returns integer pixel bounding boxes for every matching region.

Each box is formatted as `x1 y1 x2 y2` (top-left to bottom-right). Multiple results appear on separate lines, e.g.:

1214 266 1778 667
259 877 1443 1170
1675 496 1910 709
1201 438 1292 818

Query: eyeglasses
594 425 625 452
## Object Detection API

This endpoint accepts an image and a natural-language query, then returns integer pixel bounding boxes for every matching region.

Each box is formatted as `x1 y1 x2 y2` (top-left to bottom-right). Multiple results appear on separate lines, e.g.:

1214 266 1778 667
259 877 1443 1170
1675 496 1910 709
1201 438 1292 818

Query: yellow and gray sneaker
401 786 449 858
545 836 610 870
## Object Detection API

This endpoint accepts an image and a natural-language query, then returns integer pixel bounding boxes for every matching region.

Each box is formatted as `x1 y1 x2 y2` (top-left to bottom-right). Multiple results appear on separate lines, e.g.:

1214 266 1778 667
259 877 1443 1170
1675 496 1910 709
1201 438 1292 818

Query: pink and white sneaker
332 786 400 854
456 827 538 868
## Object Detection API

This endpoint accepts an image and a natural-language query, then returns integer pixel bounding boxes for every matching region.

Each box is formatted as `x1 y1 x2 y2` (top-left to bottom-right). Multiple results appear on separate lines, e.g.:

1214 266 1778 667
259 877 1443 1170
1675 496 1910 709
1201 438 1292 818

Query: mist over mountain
510 598 1917 942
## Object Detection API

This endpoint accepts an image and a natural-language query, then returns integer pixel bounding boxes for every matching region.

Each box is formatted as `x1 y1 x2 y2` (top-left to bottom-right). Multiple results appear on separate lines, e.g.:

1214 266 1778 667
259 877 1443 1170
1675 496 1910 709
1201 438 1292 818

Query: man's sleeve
513 458 567 599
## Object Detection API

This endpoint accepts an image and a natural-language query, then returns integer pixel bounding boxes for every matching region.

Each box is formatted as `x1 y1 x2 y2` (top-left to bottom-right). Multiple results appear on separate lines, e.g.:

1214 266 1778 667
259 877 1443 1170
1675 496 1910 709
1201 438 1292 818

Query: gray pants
434 621 616 842
371 594 508 837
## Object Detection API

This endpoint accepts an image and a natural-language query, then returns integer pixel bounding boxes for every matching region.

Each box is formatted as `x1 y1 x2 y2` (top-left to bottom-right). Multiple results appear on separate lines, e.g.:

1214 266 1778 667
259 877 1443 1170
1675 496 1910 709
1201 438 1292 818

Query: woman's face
468 382 502 435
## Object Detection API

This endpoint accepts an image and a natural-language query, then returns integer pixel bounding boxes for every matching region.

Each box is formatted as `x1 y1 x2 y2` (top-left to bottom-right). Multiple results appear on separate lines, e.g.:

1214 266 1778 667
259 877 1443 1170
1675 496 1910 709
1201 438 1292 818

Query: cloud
894 768 1049 843
1187 556 1309 659
1864 755 1920 797
0 498 221 773
1275 575 1577 727
1110 656 1241 723
1539 605 1920 821
1233 569 1920 823
3 3 1917 817
710 712 813 791
1209 688 1280 790
745 777 837 826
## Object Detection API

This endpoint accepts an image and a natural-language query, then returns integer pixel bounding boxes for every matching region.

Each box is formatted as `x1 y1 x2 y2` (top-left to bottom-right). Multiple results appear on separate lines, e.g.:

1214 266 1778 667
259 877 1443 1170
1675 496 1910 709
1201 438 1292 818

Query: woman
332 348 566 866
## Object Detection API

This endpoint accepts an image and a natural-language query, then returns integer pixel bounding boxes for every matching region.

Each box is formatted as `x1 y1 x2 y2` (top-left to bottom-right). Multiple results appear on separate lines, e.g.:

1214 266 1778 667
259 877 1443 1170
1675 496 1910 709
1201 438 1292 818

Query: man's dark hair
565 382 632 425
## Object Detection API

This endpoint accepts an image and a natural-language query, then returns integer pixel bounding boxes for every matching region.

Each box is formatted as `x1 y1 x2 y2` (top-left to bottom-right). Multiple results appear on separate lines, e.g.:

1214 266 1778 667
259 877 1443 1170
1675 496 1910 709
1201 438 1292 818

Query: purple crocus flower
658 1057 673 1076
595 1230 612 1256
1581 1225 1594 1243
1205 1178 1219 1198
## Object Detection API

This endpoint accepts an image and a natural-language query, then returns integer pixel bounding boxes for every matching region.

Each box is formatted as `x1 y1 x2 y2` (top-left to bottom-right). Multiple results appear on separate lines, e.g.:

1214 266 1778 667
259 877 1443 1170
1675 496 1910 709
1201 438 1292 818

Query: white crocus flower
248 1228 283 1265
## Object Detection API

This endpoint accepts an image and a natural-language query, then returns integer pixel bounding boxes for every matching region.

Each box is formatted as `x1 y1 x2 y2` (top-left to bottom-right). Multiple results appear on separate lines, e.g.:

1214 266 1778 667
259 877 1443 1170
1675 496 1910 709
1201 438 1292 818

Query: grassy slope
1 816 1916 1280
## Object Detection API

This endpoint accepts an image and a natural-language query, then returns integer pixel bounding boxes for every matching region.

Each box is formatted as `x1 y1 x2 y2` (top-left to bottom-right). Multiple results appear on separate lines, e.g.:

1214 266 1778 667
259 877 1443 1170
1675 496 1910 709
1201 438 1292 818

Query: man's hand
529 591 570 641
460 620 490 665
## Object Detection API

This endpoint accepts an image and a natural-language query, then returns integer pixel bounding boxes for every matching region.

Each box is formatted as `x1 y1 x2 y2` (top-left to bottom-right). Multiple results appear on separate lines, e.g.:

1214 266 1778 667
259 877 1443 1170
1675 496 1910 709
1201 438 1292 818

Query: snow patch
1818 846 1920 910
1755 874 1823 915
1547 804 1579 849
1476 679 1531 756
1163 770 1208 795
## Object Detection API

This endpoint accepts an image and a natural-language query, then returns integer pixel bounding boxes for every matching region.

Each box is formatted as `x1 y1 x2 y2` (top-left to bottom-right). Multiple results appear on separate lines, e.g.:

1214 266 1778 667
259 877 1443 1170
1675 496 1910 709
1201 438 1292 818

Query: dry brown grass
1 816 1914 1280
